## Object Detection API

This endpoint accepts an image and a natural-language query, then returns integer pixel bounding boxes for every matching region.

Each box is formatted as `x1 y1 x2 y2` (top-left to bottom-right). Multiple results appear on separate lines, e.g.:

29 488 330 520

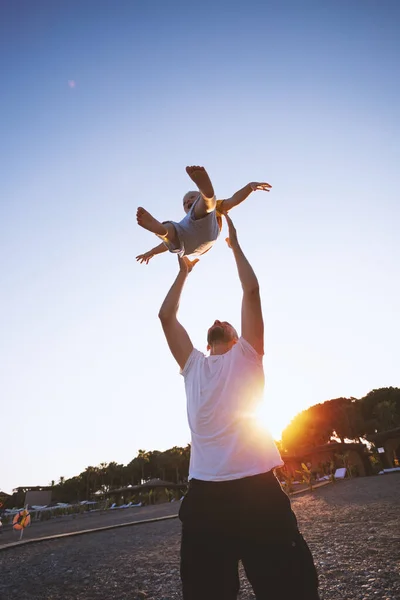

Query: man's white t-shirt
181 337 283 481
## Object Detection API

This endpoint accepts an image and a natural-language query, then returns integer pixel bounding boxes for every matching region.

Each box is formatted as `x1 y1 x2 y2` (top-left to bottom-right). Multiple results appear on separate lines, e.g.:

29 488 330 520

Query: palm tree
82 466 99 500
126 459 141 486
137 450 150 483
157 451 170 481
168 446 184 483
102 462 124 491
98 462 108 492
181 444 191 482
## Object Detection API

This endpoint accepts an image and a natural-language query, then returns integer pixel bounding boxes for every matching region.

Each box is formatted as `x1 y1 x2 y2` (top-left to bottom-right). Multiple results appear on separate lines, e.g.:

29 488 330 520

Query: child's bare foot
136 207 168 237
186 166 215 200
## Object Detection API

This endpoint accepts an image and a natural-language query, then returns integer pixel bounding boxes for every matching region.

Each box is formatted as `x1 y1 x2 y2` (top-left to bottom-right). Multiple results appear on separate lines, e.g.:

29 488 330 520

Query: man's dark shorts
179 471 320 600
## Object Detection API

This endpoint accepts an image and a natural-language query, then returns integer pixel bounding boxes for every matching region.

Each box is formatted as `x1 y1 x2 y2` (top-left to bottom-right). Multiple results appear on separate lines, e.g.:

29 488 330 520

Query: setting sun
255 398 295 442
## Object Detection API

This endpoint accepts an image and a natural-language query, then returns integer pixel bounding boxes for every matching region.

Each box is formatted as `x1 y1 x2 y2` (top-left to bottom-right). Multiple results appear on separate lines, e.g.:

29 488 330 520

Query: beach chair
334 467 347 479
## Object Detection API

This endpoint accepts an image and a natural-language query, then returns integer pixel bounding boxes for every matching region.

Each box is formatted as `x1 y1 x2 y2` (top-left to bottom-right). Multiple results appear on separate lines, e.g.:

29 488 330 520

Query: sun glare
255 399 294 442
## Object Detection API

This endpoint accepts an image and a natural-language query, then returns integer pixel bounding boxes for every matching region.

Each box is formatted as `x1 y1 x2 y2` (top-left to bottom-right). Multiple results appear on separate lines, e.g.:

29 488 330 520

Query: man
158 214 319 600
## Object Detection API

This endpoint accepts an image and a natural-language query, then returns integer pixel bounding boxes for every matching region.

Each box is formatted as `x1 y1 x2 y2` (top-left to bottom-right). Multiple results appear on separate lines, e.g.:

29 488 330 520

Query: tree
156 451 170 481
126 458 141 486
58 475 83 503
167 447 184 483
281 403 333 452
325 398 365 442
147 451 163 481
281 397 369 453
80 466 99 500
103 462 125 490
137 450 150 483
98 462 108 492
375 400 398 431
360 387 400 434
181 444 191 481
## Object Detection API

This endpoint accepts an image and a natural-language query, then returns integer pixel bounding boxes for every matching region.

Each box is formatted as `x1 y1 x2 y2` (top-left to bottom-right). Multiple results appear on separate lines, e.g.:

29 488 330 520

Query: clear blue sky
1 0 399 495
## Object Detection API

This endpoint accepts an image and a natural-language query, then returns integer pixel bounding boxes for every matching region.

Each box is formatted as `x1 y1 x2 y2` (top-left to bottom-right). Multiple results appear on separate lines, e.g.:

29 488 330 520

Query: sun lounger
334 468 347 479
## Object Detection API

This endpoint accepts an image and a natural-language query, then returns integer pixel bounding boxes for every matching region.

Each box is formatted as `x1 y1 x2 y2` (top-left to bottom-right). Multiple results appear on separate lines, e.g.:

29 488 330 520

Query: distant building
25 490 52 507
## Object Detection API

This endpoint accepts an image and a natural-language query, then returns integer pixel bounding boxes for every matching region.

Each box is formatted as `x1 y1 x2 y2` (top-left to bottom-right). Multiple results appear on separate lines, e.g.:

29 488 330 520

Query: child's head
183 191 200 214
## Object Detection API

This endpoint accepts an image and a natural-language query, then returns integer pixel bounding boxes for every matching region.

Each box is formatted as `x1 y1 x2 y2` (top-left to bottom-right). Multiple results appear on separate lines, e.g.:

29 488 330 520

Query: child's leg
186 166 216 219
136 207 178 246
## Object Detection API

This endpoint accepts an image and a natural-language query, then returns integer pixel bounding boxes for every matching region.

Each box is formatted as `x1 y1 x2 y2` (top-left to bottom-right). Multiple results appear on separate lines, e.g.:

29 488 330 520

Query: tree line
8 387 400 507
281 387 400 452
9 445 191 507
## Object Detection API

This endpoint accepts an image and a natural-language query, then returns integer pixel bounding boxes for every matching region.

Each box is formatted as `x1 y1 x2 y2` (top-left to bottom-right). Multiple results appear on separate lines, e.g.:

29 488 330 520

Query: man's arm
224 214 264 355
219 182 271 213
158 257 198 369
136 242 167 265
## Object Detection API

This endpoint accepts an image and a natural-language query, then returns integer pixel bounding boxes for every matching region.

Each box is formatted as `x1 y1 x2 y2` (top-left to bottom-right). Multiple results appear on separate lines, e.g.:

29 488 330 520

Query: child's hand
136 251 155 265
249 182 272 192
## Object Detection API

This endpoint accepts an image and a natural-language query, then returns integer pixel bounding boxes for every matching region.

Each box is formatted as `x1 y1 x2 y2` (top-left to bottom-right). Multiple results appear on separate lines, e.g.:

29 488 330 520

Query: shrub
297 463 313 491
278 469 295 495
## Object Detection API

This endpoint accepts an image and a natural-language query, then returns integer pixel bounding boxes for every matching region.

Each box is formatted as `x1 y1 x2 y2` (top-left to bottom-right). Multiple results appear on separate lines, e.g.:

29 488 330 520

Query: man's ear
207 344 211 351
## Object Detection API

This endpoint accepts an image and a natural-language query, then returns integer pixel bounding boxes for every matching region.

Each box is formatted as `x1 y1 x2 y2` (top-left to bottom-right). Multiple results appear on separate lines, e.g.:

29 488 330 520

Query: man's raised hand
249 182 272 192
224 213 239 250
179 256 199 274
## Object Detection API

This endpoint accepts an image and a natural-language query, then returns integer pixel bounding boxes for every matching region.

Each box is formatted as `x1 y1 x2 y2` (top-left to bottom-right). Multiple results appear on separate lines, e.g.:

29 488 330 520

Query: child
136 165 271 264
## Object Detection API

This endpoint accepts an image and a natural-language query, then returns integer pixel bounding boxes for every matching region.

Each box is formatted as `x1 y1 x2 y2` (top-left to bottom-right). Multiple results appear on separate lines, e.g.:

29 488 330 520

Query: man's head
207 320 239 354
183 191 200 214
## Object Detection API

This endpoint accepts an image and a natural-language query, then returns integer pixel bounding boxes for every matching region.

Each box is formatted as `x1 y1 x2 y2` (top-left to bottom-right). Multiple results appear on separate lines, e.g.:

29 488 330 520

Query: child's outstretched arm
219 182 271 213
136 242 168 265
